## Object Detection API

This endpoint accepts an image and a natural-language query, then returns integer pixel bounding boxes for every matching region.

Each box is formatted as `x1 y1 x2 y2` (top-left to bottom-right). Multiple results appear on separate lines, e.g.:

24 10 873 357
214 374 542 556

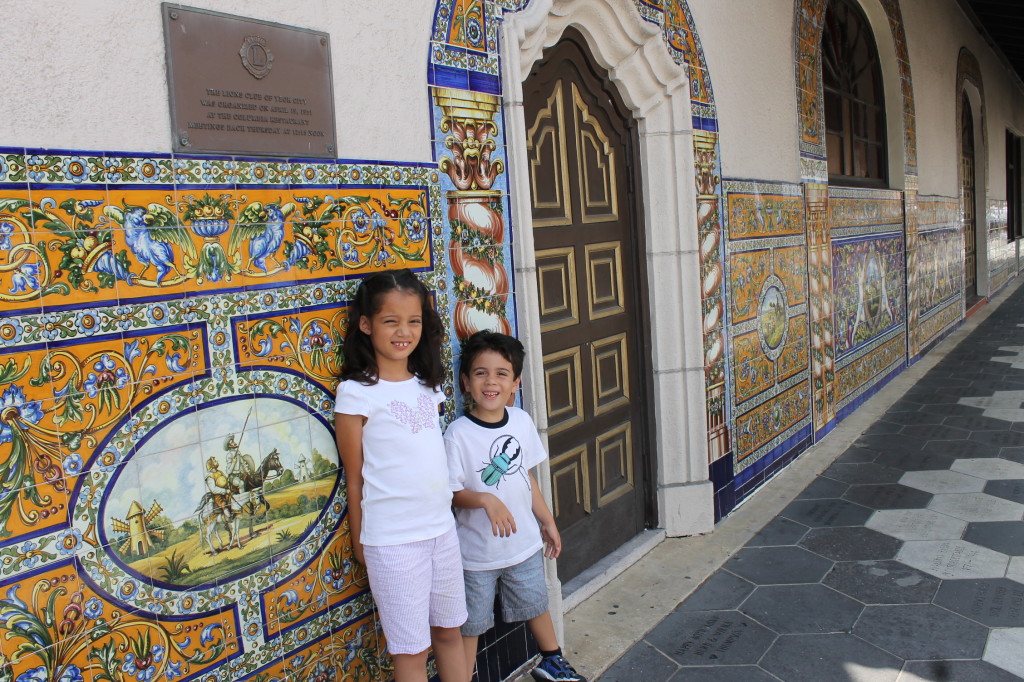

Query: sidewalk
563 276 1024 682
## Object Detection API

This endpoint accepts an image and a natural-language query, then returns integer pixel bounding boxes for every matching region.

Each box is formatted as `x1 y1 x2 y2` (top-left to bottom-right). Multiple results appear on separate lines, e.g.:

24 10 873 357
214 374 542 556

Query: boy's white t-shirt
444 407 548 571
335 377 454 546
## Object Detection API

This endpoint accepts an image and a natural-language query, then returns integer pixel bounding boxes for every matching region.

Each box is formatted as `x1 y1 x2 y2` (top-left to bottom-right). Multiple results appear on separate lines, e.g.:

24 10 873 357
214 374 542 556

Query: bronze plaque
163 3 337 158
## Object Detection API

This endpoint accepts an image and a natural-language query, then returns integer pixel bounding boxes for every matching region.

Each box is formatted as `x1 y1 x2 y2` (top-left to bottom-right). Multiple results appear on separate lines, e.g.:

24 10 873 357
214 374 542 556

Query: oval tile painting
102 396 338 588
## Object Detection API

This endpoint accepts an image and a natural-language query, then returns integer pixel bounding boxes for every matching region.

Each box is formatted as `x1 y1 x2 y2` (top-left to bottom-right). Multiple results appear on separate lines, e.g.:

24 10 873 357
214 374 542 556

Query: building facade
0 0 1021 680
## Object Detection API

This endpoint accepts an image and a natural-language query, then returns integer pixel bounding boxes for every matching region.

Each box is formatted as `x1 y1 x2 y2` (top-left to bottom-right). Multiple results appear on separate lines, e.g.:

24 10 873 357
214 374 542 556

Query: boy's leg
392 650 430 682
431 625 470 682
461 568 499 681
526 610 559 651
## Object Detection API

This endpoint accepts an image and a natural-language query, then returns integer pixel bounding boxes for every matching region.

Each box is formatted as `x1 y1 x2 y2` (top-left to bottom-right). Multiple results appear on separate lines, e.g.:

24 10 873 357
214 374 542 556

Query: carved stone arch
500 0 714 562
957 47 989 295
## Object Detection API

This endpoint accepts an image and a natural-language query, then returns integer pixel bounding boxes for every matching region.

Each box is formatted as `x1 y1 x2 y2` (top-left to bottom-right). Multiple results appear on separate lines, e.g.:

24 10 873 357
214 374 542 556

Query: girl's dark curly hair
339 269 445 388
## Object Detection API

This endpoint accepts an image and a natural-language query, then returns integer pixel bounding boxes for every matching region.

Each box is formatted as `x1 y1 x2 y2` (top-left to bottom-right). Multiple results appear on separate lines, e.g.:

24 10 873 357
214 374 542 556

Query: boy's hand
539 519 561 559
483 495 517 537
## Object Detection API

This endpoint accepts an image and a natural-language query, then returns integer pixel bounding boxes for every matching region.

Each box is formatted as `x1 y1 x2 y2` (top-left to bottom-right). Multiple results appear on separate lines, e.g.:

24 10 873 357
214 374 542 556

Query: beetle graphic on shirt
479 435 530 488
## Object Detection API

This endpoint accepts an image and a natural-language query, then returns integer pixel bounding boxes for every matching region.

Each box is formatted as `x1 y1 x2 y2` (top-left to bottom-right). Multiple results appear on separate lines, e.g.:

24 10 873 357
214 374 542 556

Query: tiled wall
913 197 964 356
0 150 450 680
828 187 907 421
722 181 811 506
988 200 1015 293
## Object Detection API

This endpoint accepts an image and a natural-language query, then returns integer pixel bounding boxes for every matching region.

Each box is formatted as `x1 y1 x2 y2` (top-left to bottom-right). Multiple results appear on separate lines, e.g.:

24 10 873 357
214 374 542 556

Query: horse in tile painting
195 449 284 553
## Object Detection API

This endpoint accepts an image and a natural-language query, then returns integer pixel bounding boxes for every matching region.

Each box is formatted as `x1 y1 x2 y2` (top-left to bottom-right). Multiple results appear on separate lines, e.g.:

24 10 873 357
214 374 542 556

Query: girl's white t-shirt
444 407 547 571
335 377 454 546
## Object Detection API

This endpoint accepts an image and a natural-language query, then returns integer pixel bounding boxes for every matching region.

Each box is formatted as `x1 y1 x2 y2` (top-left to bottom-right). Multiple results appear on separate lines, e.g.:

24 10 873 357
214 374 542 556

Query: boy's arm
529 472 561 559
335 412 367 565
452 489 518 537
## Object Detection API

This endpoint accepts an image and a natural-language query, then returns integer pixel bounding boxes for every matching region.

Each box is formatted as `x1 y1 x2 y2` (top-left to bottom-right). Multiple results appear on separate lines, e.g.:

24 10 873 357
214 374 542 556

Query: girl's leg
431 625 469 682
462 634 479 681
392 650 430 682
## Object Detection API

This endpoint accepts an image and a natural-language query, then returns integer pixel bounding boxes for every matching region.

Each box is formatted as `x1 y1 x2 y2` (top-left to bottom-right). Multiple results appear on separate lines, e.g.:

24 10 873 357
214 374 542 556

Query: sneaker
531 654 587 682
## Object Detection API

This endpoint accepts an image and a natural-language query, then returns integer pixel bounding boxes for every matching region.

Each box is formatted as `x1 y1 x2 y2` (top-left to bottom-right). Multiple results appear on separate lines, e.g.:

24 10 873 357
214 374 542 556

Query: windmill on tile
111 500 165 557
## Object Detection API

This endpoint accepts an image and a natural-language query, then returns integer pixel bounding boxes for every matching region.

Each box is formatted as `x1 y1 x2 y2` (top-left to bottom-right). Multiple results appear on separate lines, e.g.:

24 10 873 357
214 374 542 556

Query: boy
444 330 585 682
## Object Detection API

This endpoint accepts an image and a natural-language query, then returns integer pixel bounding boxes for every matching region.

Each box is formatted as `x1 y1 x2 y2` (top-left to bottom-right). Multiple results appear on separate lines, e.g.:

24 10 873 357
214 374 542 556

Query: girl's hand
483 495 517 537
352 539 366 566
539 520 561 559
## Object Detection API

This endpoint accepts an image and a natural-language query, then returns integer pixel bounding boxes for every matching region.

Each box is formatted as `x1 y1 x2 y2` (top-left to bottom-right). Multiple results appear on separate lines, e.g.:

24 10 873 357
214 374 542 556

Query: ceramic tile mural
0 147 449 681
913 197 963 355
724 181 811 481
988 200 1015 293
828 187 907 419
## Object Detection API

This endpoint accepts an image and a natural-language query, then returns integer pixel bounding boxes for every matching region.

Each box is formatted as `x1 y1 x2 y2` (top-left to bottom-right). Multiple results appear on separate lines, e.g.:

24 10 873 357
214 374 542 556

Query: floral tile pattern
0 146 450 681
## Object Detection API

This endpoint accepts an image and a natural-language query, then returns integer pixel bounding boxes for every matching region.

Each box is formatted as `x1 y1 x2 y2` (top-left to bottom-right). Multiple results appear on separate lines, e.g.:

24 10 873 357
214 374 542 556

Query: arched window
822 0 888 186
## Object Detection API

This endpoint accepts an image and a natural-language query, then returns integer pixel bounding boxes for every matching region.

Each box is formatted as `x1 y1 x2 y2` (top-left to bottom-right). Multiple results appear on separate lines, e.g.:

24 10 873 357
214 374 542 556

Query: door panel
524 35 651 582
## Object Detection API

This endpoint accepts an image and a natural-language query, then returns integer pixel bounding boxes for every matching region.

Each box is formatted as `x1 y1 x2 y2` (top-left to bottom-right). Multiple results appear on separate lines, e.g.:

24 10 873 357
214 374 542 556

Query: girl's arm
335 412 367 565
452 489 517 538
529 472 561 559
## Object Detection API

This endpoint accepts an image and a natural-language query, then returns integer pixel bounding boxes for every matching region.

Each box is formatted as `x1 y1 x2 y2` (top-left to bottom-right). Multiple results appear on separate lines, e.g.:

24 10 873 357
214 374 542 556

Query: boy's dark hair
458 330 525 380
339 269 444 388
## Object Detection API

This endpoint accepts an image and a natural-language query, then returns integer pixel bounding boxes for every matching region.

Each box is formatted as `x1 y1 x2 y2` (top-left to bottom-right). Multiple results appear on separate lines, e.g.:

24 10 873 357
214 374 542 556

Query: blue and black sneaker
531 654 587 682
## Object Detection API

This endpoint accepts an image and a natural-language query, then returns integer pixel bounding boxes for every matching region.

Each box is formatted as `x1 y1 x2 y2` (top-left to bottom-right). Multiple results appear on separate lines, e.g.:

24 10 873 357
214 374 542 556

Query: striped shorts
362 526 468 654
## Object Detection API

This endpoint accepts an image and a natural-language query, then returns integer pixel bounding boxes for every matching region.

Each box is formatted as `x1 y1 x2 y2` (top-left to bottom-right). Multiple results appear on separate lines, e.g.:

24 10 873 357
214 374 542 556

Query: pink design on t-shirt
388 393 438 433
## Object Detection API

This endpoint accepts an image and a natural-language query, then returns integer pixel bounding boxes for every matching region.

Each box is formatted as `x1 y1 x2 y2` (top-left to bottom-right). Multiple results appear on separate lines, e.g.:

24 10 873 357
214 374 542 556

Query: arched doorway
961 92 979 303
522 31 653 583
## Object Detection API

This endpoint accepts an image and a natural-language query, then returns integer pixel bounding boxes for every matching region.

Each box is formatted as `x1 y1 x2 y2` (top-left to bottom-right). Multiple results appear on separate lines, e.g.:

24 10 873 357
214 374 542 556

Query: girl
335 269 468 682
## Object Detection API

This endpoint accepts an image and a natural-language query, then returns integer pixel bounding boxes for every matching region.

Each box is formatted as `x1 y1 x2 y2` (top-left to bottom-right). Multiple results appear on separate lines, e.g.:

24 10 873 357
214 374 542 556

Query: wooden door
962 93 977 298
523 34 652 583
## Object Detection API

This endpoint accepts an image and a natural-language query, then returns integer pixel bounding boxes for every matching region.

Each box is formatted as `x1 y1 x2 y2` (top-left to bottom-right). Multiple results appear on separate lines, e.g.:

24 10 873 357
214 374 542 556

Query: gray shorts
462 550 549 636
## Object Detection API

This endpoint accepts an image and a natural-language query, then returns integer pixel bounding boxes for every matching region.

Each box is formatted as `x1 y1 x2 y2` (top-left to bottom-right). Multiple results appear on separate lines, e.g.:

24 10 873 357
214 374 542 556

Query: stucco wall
688 0 802 183
1 0 434 163
903 0 1024 199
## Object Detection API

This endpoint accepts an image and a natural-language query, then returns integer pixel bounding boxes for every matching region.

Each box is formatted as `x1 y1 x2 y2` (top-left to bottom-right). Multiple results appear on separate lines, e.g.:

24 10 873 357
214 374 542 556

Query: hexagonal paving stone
823 560 940 605
855 434 926 454
983 627 1024 678
760 634 902 681
964 521 1024 555
799 526 902 561
739 584 863 634
875 448 956 471
822 462 906 485
902 423 971 441
836 445 883 462
643 610 775 666
933 578 1024 626
667 666 779 682
724 546 833 585
944 414 1013 431
896 540 1009 579
781 498 873 527
678 571 755 612
842 484 933 510
854 604 989 660
984 479 1024 505
970 430 1024 448
599 641 678 682
867 509 967 541
1000 447 1024 464
920 439 994 460
900 470 986 494
951 458 1024 480
796 476 850 500
927 492 1024 522
745 517 809 547
885 411 946 426
1005 556 1024 584
899 659 1024 682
